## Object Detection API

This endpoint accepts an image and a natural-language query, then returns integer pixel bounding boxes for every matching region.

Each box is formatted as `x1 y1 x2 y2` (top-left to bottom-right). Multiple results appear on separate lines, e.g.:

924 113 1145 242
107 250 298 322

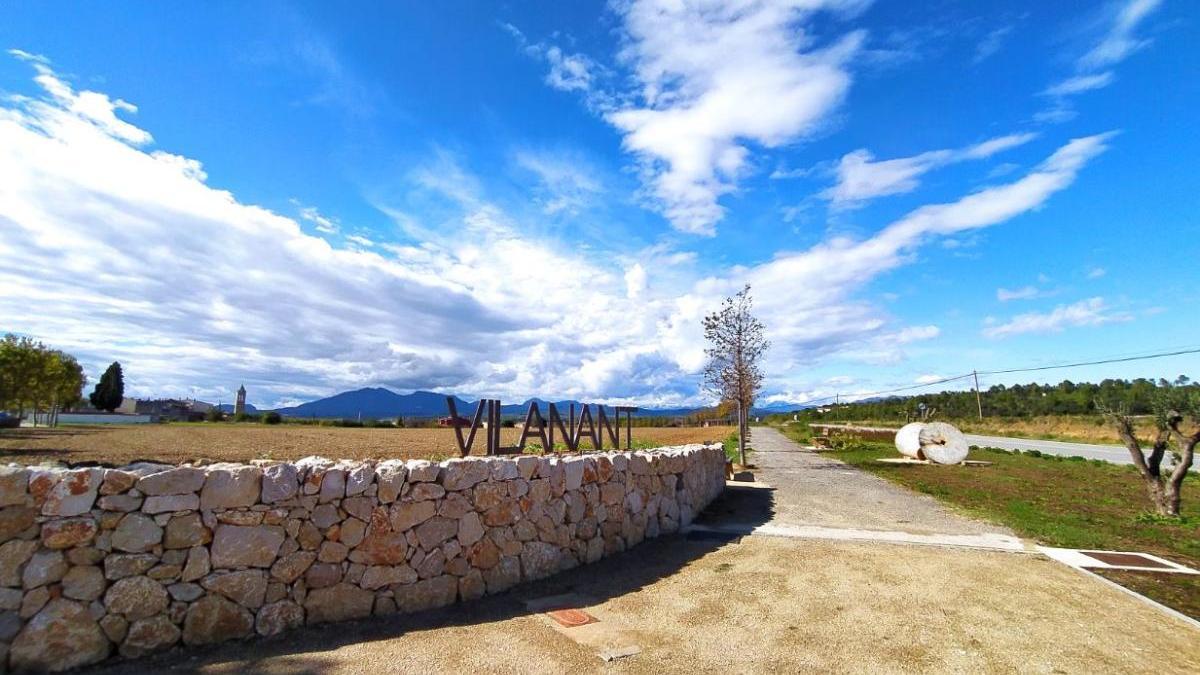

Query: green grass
722 431 754 464
776 425 1200 618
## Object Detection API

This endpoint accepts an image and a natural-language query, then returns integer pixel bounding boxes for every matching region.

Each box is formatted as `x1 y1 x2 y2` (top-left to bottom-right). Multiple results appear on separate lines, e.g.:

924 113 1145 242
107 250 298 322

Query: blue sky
0 0 1196 409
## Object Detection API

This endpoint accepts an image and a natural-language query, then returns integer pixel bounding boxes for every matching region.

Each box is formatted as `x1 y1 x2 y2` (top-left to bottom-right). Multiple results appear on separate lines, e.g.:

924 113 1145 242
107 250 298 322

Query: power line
977 346 1200 376
783 345 1200 410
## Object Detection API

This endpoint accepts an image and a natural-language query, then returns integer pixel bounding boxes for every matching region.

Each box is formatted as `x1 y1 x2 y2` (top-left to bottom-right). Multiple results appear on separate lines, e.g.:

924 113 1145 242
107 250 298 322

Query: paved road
810 423 1187 468
962 432 1135 463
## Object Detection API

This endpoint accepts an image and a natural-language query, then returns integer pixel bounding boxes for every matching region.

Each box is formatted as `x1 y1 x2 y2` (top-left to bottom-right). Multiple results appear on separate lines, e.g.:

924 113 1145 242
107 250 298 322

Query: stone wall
0 444 725 671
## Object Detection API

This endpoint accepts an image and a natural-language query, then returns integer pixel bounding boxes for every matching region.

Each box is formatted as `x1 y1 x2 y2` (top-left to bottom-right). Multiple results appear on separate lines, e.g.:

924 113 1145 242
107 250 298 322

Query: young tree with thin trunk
1101 384 1199 517
702 285 769 466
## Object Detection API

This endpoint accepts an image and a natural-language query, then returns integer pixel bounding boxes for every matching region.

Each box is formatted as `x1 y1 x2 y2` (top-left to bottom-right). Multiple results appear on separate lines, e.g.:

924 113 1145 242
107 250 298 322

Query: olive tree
1101 384 1199 517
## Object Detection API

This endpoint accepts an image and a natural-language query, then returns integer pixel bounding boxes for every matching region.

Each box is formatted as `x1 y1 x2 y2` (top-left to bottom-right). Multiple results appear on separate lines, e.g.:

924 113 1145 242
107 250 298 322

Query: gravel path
740 427 1014 536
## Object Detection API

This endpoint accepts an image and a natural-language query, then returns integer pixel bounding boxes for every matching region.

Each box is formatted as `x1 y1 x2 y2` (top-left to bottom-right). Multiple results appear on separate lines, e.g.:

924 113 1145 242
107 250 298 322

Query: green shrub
206 408 225 422
263 411 282 425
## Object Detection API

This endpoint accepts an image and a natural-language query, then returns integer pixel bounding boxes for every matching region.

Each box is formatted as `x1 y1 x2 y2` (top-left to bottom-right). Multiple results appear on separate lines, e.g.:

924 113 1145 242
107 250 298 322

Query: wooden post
973 371 983 420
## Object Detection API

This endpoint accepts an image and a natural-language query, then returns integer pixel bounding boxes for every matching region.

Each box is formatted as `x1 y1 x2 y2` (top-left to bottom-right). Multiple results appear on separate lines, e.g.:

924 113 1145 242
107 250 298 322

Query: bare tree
702 285 768 466
1101 385 1199 517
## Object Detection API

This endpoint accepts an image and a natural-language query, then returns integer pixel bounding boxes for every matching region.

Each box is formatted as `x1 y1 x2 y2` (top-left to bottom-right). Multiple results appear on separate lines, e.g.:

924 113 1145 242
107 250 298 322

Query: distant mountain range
262 386 809 420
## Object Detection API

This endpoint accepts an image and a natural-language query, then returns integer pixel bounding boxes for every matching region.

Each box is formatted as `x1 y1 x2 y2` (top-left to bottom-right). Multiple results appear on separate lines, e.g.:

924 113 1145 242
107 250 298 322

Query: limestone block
9 599 111 671
390 500 436 532
203 569 268 609
375 460 408 503
137 467 205 496
0 467 30 507
256 600 304 636
441 459 491 491
360 564 417 589
210 524 285 569
23 549 67 589
41 516 98 549
141 494 200 514
201 464 262 510
182 595 254 645
261 463 299 503
105 575 169 620
112 512 163 553
42 468 102 517
396 574 457 613
120 614 181 658
304 582 374 623
62 564 107 601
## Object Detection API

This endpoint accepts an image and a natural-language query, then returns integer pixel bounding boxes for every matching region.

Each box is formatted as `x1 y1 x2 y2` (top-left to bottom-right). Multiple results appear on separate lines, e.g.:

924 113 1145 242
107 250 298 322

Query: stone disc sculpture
894 422 926 459
918 422 969 465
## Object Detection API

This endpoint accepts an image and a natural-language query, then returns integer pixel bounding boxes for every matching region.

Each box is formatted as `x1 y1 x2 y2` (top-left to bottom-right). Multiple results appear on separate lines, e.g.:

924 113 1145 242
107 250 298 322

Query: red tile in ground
546 608 598 627
1080 551 1174 569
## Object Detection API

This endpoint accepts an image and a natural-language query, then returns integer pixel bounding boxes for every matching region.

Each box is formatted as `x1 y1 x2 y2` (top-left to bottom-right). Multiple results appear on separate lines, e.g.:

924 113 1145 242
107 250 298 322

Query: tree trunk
736 401 747 466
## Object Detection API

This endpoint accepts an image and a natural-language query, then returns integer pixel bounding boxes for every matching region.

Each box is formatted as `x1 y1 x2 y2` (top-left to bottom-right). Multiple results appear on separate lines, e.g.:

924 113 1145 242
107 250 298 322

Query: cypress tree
89 362 124 412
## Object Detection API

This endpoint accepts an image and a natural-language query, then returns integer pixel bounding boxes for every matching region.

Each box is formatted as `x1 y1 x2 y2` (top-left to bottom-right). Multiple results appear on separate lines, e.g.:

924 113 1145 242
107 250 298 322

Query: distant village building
235 385 247 416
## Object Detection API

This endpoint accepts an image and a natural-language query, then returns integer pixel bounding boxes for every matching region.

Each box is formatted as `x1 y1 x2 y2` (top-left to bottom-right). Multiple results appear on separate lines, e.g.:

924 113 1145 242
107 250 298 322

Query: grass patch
722 431 753 464
777 425 1200 618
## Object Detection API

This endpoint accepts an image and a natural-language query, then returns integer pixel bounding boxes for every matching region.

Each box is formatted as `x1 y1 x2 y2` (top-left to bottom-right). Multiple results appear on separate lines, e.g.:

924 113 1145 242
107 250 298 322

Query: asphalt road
810 423 1194 470
961 433 1135 464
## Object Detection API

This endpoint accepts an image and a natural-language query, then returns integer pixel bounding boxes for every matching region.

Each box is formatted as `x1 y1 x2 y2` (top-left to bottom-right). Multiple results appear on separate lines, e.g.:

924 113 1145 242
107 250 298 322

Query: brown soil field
0 424 735 467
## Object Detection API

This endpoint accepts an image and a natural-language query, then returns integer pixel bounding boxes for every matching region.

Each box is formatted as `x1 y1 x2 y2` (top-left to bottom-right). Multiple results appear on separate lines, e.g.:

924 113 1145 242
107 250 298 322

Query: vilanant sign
445 397 639 456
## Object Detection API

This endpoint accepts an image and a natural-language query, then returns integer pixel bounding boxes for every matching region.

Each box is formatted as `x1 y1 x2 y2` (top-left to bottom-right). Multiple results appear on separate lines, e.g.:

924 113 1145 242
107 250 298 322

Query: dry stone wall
0 444 725 671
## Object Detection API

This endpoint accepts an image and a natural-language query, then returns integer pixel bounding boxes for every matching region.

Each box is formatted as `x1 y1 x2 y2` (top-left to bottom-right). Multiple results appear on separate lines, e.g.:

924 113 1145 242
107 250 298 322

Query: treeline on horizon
768 376 1196 421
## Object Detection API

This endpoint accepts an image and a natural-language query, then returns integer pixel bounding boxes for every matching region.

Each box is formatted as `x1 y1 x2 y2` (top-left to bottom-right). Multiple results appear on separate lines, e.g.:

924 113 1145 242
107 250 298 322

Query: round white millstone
895 423 926 459
918 422 969 465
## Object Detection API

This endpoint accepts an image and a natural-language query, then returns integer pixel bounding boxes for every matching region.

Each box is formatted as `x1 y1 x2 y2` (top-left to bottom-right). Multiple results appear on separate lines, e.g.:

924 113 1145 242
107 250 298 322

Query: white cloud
983 297 1132 338
501 23 603 99
973 26 1013 64
294 203 340 234
345 234 375 247
1044 71 1115 96
996 285 1041 302
1078 0 1163 71
1087 266 1107 279
1038 0 1162 122
513 148 603 215
603 0 868 235
915 374 944 384
820 132 1037 209
0 55 1114 408
8 50 152 145
622 264 648 301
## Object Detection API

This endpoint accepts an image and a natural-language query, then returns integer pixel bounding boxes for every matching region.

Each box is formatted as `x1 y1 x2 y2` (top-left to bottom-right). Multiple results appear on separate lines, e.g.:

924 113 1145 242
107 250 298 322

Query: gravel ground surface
746 427 1015 536
92 535 1200 674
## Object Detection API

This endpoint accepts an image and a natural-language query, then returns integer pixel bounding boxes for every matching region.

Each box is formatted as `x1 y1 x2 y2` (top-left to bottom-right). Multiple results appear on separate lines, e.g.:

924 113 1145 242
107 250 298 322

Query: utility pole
973 370 983 420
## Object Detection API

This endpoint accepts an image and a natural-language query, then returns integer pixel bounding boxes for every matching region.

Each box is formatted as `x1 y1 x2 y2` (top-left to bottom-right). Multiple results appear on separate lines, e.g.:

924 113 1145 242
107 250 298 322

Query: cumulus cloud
604 0 868 235
818 133 1037 209
983 297 1132 338
0 55 1114 408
